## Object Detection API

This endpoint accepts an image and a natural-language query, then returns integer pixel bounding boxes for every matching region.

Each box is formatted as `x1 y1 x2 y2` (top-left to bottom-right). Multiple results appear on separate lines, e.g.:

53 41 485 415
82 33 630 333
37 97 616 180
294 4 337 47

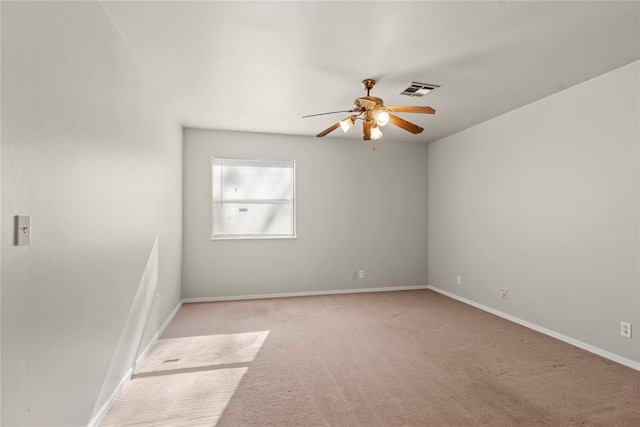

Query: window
212 157 296 239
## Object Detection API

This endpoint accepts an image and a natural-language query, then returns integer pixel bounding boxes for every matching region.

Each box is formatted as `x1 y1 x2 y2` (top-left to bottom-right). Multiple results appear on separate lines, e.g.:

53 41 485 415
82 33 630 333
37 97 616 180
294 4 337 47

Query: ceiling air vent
400 82 439 97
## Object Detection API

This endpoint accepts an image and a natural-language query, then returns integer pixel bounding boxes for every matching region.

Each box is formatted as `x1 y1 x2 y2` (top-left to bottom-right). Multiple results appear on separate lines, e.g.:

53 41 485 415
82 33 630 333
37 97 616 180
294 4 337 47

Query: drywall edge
87 300 183 427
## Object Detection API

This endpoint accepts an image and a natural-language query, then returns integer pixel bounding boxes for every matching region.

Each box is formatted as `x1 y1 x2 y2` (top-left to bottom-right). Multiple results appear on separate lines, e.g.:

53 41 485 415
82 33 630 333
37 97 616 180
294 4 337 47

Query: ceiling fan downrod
361 79 376 96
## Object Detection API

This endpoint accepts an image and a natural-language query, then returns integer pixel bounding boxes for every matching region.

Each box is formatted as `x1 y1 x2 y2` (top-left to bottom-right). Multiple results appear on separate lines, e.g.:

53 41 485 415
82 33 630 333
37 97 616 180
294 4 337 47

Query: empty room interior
1 1 639 426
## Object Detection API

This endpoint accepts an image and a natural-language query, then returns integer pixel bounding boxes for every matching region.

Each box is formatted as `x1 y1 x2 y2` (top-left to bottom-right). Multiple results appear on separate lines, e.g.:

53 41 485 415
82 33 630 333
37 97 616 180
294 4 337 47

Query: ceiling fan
303 79 436 144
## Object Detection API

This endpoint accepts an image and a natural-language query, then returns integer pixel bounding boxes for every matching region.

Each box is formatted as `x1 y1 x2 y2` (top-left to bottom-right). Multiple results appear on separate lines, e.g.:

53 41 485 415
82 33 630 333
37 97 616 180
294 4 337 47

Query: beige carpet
100 368 247 426
101 332 269 425
134 331 269 376
106 290 640 426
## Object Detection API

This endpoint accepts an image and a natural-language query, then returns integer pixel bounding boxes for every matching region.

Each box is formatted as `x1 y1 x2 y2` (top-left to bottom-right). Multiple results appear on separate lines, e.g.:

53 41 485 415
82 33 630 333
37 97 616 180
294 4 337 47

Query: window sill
211 235 298 241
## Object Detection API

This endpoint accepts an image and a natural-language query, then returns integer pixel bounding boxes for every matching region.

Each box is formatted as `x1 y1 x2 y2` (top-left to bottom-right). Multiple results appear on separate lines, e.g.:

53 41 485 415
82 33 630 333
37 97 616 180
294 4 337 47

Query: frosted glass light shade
374 110 389 126
370 125 383 140
339 117 355 132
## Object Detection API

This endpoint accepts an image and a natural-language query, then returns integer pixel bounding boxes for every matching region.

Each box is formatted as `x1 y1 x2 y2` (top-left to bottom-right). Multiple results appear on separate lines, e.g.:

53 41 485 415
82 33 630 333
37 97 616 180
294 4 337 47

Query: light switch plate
14 215 30 246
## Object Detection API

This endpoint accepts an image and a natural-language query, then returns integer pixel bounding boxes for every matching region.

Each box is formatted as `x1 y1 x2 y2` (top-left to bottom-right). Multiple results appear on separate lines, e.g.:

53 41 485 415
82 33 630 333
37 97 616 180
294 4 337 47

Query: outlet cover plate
621 322 632 338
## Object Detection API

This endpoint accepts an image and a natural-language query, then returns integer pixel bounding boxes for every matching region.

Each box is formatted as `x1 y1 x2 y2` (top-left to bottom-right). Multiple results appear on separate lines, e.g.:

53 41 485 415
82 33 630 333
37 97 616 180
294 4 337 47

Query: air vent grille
400 82 439 97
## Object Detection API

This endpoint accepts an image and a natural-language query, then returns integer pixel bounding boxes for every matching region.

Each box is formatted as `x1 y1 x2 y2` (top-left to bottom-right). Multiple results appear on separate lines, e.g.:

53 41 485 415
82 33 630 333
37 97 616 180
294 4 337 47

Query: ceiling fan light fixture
374 110 390 126
339 116 355 132
305 79 436 143
370 124 383 140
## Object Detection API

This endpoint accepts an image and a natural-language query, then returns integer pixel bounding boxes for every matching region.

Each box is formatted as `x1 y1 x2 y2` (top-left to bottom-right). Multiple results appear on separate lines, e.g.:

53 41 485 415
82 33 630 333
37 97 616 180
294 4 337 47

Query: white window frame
211 156 296 240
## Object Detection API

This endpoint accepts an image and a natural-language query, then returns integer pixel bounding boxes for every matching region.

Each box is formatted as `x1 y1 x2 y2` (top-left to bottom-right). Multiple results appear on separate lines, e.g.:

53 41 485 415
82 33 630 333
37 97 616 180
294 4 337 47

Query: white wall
182 129 428 299
1 2 182 425
0 3 3 420
428 61 639 364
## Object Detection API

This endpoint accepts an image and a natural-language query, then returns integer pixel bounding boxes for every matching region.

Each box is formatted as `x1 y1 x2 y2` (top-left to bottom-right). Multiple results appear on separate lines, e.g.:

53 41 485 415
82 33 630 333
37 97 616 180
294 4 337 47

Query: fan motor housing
354 96 383 110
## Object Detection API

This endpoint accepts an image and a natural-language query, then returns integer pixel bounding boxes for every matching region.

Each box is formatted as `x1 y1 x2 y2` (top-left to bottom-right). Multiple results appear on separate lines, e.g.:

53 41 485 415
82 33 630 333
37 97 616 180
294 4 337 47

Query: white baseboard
88 300 183 427
88 367 134 427
134 300 183 369
182 285 430 303
427 285 640 372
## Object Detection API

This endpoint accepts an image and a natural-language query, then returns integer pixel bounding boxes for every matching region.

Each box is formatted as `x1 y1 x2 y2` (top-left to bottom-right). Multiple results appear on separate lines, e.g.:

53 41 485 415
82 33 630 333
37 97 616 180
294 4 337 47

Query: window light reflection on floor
100 331 270 426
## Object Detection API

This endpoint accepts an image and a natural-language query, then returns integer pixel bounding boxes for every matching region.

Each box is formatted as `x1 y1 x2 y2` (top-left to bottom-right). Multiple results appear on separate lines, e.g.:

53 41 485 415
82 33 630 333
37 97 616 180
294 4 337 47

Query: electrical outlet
358 270 365 279
352 271 358 280
620 322 632 338
501 288 508 300
456 276 462 285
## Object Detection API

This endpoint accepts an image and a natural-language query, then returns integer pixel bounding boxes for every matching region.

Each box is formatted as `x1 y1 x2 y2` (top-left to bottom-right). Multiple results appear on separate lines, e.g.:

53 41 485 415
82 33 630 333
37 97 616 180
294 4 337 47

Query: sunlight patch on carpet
100 331 269 426
100 368 247 426
135 330 270 374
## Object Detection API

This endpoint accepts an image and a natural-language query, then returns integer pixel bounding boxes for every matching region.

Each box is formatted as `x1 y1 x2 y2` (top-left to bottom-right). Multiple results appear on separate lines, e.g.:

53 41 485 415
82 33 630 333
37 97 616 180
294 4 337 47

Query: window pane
213 202 293 236
214 159 293 201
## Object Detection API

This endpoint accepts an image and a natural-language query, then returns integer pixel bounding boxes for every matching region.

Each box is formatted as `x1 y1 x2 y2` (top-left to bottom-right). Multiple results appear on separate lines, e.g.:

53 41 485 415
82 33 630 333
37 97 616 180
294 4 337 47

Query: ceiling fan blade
363 121 372 140
316 122 341 138
303 109 357 118
386 105 435 114
388 114 424 134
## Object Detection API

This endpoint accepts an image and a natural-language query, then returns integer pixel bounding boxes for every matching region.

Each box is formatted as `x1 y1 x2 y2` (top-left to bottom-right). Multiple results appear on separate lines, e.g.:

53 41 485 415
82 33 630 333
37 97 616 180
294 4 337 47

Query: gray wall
1 2 182 425
428 61 639 363
182 129 429 299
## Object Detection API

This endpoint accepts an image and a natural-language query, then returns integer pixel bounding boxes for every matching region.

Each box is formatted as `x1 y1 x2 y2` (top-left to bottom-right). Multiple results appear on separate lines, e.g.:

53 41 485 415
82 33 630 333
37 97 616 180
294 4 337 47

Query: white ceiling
102 1 639 143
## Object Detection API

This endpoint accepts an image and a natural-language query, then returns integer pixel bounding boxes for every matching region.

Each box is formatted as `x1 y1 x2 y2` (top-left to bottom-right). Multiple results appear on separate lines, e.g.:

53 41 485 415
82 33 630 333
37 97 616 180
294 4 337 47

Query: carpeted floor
103 289 640 426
